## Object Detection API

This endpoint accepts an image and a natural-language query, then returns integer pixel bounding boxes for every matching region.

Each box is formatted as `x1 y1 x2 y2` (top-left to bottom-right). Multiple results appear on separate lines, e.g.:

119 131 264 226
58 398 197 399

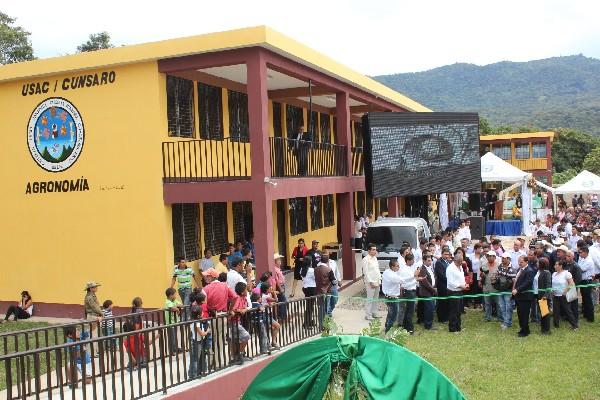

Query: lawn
0 321 61 391
403 309 600 400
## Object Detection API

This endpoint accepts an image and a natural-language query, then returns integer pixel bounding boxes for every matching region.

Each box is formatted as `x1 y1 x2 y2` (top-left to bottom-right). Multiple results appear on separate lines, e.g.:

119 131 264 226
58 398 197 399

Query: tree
583 147 600 176
0 11 35 64
77 32 113 52
553 168 578 185
551 128 600 173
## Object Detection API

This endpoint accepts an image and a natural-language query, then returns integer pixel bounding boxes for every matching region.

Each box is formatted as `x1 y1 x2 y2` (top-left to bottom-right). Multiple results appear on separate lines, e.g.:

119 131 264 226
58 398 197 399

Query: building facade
480 132 555 185
0 27 428 311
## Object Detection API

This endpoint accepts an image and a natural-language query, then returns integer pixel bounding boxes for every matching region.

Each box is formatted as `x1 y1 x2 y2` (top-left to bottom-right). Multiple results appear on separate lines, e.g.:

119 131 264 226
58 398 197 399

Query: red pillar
336 92 356 280
247 49 275 276
387 197 399 217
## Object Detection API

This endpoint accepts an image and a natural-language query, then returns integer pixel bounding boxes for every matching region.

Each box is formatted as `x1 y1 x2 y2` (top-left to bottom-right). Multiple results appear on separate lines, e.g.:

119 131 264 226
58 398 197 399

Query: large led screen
363 112 481 198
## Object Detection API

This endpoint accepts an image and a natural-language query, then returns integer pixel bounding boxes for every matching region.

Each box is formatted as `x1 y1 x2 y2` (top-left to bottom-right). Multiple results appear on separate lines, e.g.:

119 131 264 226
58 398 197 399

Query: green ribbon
327 282 600 303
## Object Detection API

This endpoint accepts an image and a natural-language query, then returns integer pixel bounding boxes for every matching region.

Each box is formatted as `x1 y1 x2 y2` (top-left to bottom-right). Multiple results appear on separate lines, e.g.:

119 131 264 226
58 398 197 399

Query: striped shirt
173 267 195 289
102 308 114 331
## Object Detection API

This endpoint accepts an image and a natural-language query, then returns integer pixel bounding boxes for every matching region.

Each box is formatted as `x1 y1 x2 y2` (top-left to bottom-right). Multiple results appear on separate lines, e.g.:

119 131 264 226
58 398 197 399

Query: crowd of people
365 201 600 336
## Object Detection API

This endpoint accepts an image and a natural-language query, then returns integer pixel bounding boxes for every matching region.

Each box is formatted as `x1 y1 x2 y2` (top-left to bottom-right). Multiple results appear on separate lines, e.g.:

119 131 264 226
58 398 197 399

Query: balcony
269 137 348 178
512 157 548 171
162 138 251 183
352 146 364 176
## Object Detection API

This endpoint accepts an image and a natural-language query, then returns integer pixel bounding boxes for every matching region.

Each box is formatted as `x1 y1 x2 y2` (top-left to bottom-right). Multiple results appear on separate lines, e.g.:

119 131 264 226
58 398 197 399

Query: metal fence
269 137 348 178
1 296 326 400
162 138 251 183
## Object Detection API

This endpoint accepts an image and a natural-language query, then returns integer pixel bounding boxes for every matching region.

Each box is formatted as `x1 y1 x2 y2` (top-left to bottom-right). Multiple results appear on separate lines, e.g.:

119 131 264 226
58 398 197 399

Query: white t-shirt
468 254 481 278
303 267 316 288
189 321 205 340
227 269 245 290
551 270 572 296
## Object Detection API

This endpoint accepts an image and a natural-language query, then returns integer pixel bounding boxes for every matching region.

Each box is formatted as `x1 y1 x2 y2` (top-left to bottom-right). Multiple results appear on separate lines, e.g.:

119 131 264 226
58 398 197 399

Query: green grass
0 321 63 391
403 309 600 400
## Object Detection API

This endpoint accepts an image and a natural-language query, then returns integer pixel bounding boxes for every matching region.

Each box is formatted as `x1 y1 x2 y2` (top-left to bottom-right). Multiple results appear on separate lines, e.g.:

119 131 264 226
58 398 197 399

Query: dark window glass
319 113 331 143
308 111 318 141
310 195 323 230
365 226 418 252
353 122 363 147
228 90 249 142
198 82 223 140
379 198 388 213
332 116 338 143
366 194 374 216
492 144 511 160
273 102 283 137
203 202 228 255
233 201 253 243
172 204 199 262
355 192 365 217
289 197 308 235
167 76 195 138
515 144 530 159
286 105 304 138
532 143 547 158
323 194 335 227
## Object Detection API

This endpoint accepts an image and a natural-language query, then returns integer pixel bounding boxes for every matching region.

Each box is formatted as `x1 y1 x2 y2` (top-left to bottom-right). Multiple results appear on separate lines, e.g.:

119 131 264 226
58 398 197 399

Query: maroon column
247 49 275 276
336 92 356 280
387 197 399 217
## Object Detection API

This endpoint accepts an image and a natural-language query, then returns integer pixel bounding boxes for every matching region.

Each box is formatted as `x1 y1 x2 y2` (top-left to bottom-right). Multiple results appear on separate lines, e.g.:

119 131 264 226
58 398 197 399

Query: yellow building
0 26 428 314
480 132 555 185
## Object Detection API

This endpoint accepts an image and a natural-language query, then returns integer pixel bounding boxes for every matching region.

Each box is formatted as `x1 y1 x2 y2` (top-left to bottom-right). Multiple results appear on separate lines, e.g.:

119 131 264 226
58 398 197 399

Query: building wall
0 62 175 308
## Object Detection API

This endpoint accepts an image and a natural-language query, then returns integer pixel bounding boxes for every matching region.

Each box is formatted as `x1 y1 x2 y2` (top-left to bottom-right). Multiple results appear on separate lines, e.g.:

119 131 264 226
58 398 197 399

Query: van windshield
366 226 417 252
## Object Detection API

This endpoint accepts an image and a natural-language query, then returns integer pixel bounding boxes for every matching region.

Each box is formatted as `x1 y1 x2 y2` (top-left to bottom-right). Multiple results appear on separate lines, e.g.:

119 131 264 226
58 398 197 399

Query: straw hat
84 281 101 291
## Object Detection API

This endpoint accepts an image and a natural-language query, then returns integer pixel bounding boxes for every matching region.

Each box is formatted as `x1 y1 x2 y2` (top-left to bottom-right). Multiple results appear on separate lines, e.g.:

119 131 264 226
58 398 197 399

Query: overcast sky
4 0 600 75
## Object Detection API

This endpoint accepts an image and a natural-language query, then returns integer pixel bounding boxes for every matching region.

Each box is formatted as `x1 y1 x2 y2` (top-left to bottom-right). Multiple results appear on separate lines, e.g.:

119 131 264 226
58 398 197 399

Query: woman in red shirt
290 239 308 297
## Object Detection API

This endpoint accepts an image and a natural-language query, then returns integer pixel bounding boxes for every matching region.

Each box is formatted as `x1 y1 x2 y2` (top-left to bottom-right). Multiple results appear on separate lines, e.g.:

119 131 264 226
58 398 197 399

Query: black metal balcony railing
162 138 251 183
352 147 364 176
1 296 326 400
269 137 348 178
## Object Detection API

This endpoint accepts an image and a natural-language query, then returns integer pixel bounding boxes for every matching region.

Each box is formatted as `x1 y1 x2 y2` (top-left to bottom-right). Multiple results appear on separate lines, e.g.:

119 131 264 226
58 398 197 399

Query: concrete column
247 49 275 276
336 92 356 280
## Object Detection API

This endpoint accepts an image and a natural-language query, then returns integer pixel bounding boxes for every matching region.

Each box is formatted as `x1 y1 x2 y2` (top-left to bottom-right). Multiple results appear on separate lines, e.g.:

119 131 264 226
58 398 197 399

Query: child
101 300 115 350
131 297 144 329
164 288 183 354
188 302 211 379
250 292 269 354
260 283 281 350
123 320 147 371
229 282 252 364
64 326 93 388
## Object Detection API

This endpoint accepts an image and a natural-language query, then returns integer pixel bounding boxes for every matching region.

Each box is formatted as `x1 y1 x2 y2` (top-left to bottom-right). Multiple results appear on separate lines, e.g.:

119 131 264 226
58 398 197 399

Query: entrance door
276 199 288 268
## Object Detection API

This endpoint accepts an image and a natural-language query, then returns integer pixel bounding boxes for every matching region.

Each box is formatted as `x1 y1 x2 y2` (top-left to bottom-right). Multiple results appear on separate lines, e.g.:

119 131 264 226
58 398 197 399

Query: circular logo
27 97 84 172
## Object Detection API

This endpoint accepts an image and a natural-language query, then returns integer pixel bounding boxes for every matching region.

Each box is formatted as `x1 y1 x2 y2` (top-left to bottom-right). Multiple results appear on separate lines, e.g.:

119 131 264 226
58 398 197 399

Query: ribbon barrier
327 282 600 303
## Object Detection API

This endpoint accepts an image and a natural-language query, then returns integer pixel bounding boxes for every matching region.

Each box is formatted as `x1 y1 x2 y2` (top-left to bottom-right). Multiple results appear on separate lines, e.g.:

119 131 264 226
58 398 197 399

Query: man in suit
434 249 452 323
512 255 537 337
418 253 437 330
294 126 312 176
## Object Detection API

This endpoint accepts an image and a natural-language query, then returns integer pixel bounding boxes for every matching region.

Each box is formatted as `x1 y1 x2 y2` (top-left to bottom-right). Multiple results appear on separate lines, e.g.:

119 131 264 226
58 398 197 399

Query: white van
362 218 431 272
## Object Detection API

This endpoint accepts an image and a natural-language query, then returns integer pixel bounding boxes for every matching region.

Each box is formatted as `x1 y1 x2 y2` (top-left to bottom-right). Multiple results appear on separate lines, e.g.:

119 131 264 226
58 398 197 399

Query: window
198 83 223 140
286 105 304 138
289 197 308 235
233 201 253 243
167 76 195 138
273 102 283 137
323 194 335 227
319 113 331 143
310 196 323 231
332 117 338 143
532 143 547 158
308 111 318 141
515 144 530 159
353 122 363 147
172 204 199 263
492 144 511 160
228 90 249 142
203 202 228 255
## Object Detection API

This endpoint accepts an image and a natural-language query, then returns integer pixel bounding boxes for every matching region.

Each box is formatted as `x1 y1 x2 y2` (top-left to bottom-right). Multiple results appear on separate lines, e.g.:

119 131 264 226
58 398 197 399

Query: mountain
374 55 600 135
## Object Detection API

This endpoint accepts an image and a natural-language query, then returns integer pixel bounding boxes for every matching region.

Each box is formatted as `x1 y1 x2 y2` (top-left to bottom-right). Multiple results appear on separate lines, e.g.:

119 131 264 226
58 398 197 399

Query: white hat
501 253 511 259
486 250 497 257
557 245 569 252
273 253 284 260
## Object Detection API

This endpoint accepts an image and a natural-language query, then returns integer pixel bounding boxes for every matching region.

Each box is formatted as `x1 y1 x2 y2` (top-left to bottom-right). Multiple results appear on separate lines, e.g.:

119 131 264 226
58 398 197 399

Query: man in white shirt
457 219 472 241
362 244 381 320
577 246 595 322
322 250 341 317
506 242 526 270
530 219 548 236
395 254 421 334
446 255 468 333
227 257 253 305
381 259 417 332
568 226 582 250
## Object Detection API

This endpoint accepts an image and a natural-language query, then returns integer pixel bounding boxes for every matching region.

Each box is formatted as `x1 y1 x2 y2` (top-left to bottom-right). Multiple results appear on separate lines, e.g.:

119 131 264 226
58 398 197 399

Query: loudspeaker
468 216 485 239
468 193 481 211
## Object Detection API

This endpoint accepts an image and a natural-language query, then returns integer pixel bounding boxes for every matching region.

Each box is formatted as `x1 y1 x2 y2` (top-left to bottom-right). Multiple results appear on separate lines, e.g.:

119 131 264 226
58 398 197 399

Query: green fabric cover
243 335 465 400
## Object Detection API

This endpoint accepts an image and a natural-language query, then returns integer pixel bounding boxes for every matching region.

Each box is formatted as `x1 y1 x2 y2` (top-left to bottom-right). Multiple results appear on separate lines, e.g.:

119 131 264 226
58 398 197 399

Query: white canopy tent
555 170 600 194
480 152 531 235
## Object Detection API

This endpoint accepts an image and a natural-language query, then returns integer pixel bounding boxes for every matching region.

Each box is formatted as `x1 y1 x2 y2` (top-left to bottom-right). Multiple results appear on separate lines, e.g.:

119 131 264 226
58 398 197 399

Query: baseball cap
501 254 511 259
202 268 219 278
486 250 497 257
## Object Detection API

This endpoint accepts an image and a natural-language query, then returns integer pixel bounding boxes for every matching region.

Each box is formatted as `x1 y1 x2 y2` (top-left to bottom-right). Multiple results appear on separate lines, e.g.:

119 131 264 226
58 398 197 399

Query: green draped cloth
243 335 465 400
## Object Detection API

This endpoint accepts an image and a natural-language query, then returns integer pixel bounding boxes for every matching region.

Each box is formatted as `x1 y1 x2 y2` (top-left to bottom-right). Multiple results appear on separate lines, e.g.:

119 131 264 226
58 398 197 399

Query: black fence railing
1 296 326 400
269 137 348 178
352 147 364 176
162 138 251 183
